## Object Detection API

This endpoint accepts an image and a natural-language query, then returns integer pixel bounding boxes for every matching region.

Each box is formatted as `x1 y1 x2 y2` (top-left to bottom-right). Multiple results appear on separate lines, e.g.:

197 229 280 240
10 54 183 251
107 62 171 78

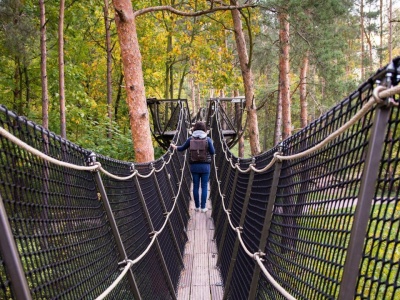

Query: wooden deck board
177 184 224 300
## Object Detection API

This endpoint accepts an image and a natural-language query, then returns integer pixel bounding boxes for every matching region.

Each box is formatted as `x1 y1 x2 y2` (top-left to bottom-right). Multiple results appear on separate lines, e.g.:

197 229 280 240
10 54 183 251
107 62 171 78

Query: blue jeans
192 172 210 209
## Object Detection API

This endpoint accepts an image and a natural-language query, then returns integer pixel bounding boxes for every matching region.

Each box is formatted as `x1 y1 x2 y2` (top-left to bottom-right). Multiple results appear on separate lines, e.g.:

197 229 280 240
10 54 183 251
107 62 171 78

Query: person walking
171 121 215 212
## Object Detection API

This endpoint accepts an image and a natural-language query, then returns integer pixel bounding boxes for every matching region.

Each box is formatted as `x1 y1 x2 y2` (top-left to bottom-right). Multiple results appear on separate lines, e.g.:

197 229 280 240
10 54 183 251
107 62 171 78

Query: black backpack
190 137 208 162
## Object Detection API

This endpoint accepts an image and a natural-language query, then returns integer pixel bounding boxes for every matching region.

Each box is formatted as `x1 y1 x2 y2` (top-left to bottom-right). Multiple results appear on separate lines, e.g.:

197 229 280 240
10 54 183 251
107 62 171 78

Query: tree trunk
114 71 124 122
388 0 392 61
112 0 154 162
59 0 66 138
274 76 282 146
230 1 260 156
234 89 245 158
104 0 113 138
300 51 309 129
360 0 364 79
279 13 291 139
39 0 49 130
279 11 291 141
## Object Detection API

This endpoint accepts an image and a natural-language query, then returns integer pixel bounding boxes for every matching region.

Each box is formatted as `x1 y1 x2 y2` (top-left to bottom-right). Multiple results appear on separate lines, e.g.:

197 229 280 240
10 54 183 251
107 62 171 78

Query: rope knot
273 152 282 162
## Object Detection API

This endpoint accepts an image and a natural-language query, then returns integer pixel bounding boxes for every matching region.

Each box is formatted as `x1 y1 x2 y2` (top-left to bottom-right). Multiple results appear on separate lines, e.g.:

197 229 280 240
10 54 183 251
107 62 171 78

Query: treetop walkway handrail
0 102 192 299
218 84 400 174
0 108 189 300
211 57 400 299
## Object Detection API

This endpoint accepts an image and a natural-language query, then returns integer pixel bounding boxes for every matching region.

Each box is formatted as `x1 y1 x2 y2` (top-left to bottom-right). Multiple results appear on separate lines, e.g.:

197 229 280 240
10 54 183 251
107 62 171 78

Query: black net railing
147 99 189 150
211 57 400 300
0 101 191 299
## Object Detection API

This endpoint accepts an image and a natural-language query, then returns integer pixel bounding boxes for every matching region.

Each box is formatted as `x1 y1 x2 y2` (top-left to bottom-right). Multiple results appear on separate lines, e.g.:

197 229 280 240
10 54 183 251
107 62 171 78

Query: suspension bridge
0 57 400 300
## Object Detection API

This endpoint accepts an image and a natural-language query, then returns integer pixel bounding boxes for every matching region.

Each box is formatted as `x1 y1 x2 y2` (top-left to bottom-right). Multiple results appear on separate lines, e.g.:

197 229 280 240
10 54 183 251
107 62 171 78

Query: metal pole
223 166 255 300
248 160 282 300
338 92 392 298
163 164 187 236
152 165 185 264
87 154 142 300
133 171 177 300
170 153 190 217
216 167 240 266
213 158 233 233
0 194 32 300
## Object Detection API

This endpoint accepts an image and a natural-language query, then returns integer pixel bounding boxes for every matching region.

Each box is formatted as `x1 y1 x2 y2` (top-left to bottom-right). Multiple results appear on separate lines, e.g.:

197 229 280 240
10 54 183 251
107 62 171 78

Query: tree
111 0 255 162
230 1 261 156
40 0 49 130
278 10 291 140
103 0 113 138
59 0 66 138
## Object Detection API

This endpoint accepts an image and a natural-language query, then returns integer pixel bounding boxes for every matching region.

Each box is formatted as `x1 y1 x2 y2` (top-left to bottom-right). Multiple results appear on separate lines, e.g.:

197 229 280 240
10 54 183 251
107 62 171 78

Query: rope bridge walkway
0 57 399 299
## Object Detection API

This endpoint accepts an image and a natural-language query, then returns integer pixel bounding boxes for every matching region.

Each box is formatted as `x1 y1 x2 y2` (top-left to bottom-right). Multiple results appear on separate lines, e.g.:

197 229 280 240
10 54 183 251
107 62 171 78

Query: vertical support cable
132 168 177 300
0 194 32 300
216 167 240 266
223 164 255 300
152 164 185 264
87 154 142 300
248 160 282 300
338 85 392 298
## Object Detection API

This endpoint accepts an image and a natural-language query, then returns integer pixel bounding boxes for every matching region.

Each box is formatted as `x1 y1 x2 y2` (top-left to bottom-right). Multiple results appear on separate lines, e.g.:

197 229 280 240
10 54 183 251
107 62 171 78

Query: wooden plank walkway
177 191 224 299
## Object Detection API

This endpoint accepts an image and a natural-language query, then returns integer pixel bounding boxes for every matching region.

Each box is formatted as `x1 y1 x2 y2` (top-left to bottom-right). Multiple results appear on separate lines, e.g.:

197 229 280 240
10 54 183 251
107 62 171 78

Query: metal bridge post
132 167 177 300
248 160 282 300
213 157 233 236
87 154 142 300
170 153 190 218
223 164 255 300
338 84 393 298
216 167 240 266
151 163 185 265
163 161 187 236
0 194 32 300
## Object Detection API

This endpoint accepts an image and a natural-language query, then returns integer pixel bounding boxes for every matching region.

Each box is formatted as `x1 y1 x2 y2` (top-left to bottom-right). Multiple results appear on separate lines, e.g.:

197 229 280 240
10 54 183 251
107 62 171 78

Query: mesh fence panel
356 100 400 299
0 106 125 299
211 58 400 299
0 102 192 299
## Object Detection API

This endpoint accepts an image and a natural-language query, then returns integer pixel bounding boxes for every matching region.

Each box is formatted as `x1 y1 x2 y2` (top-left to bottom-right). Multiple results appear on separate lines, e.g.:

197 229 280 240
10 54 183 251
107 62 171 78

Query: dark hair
193 121 206 132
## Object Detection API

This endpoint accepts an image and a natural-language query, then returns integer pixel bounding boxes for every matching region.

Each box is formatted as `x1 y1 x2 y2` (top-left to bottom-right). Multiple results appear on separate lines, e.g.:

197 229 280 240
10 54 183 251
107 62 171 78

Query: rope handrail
0 107 188 180
216 85 399 174
0 125 175 178
210 84 399 300
211 154 297 300
94 154 189 300
94 124 189 299
0 111 190 300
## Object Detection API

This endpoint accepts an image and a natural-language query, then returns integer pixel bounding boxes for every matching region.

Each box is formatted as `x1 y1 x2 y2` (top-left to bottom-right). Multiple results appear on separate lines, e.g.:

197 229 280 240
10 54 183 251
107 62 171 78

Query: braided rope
210 84 399 300
0 107 190 300
216 85 399 173
211 154 297 300
0 126 99 171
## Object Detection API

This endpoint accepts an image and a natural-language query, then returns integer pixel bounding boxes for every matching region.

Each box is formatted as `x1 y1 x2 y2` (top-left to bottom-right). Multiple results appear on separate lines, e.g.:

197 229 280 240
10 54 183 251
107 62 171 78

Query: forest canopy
0 0 398 161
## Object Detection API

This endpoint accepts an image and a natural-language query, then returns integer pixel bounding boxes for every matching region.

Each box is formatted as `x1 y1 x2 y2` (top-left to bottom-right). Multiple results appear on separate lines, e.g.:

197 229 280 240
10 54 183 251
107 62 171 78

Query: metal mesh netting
0 102 192 299
211 58 400 299
356 102 400 299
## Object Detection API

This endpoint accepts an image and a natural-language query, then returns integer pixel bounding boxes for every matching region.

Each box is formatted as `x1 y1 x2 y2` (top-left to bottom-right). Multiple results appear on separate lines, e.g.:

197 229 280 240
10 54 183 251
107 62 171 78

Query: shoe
194 208 200 212
201 208 208 213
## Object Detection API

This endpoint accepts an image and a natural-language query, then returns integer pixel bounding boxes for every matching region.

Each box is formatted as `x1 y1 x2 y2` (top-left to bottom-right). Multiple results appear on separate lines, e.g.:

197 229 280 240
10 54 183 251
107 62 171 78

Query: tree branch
133 3 257 18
